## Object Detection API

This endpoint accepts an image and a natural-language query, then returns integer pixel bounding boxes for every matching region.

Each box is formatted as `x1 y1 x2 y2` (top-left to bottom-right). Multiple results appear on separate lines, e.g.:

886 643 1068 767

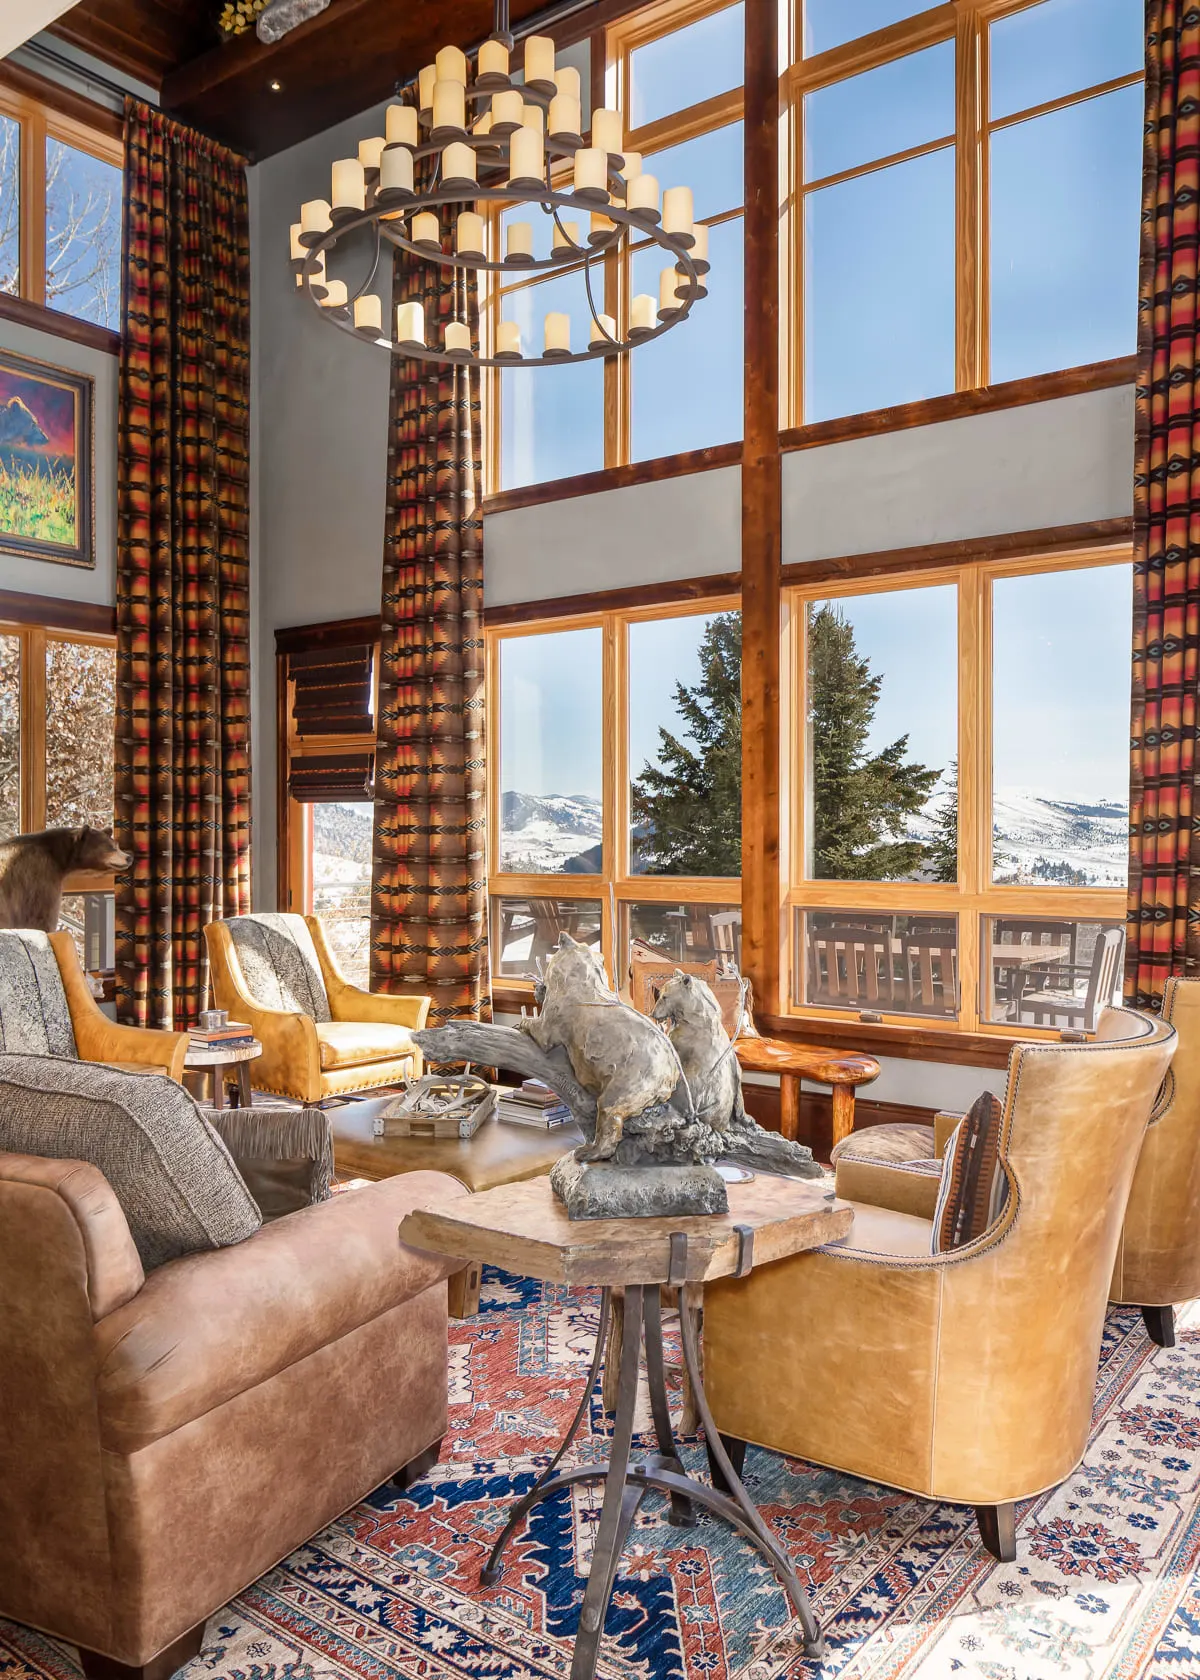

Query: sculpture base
550 1153 729 1220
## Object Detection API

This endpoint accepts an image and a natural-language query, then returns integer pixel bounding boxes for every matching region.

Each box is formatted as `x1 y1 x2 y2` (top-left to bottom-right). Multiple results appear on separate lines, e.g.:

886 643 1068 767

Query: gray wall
0 313 118 608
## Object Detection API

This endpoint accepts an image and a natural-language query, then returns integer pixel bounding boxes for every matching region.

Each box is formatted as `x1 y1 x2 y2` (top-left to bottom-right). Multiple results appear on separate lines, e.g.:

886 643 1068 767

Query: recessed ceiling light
269 79 283 91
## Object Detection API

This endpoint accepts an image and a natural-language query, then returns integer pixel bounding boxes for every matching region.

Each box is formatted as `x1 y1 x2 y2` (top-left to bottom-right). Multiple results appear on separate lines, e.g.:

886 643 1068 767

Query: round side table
184 1041 262 1109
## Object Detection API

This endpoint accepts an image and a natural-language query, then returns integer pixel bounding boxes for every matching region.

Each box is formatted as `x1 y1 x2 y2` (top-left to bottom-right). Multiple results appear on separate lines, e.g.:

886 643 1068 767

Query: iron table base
480 1260 825 1680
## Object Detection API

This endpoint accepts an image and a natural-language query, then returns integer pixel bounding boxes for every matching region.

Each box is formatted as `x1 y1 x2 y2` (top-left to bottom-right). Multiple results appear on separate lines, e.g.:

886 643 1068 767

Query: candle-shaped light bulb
432 78 466 134
556 64 581 102
477 38 509 80
491 89 523 131
524 34 556 85
456 211 485 256
627 172 659 218
508 123 544 187
320 278 348 308
445 319 472 353
379 145 414 196
544 311 570 354
589 211 615 244
412 211 441 248
473 108 494 136
663 184 695 243
553 218 581 252
630 293 656 333
289 222 304 260
506 220 534 261
418 64 436 110
573 146 607 199
496 320 521 357
301 198 331 237
521 100 545 133
659 266 682 315
591 107 622 155
396 301 425 345
358 135 385 171
548 93 581 140
590 312 617 346
386 104 418 147
622 151 643 182
436 45 467 84
354 293 382 334
691 221 709 268
442 140 477 185
331 157 365 210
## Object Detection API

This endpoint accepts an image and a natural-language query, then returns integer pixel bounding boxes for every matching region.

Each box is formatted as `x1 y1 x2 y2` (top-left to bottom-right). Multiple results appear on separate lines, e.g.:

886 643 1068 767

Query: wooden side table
184 1041 262 1109
399 1174 853 1680
735 1035 880 1150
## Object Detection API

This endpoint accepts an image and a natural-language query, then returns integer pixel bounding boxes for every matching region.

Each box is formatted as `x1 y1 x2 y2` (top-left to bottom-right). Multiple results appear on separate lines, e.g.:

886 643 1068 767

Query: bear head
542 931 612 1000
651 968 727 1038
72 826 132 872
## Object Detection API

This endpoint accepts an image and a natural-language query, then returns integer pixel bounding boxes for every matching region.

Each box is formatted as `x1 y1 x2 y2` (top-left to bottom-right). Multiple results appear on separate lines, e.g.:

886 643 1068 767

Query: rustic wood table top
183 1040 263 1068
398 1172 853 1288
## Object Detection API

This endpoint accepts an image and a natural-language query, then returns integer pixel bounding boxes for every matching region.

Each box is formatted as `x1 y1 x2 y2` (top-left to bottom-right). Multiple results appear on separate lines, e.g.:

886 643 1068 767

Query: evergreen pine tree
631 613 742 876
808 604 941 880
927 759 959 883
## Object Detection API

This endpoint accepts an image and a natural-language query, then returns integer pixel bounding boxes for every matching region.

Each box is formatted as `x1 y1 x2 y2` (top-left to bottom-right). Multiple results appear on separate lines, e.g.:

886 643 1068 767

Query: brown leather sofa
1111 976 1200 1346
0 1153 465 1680
701 1008 1176 1563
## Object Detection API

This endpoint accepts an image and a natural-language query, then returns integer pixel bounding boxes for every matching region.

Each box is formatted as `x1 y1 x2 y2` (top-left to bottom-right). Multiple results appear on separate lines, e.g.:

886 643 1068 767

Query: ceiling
45 0 581 159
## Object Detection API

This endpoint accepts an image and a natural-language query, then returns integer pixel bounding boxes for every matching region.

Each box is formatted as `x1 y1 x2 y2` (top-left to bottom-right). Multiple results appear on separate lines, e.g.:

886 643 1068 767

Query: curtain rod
18 39 135 111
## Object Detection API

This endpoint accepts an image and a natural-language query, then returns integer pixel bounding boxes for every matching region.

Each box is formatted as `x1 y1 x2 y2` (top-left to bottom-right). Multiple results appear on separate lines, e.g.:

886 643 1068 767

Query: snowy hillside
499 791 604 873
910 787 1127 887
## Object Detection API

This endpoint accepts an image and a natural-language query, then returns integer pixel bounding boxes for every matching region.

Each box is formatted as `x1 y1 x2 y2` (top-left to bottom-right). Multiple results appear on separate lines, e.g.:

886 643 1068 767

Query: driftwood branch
414 1023 598 1121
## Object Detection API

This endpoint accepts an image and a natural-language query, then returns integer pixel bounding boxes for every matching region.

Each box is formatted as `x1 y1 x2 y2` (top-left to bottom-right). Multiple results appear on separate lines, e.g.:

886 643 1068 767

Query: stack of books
189 1020 256 1053
497 1079 573 1129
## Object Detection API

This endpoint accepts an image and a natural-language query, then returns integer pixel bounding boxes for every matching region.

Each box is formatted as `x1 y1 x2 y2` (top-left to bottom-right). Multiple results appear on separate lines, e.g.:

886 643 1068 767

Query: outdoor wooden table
734 1035 879 1149
399 1174 853 1680
990 944 1072 969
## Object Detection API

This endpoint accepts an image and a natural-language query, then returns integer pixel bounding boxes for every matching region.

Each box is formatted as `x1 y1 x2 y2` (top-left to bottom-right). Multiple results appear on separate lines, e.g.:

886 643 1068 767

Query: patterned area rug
4 1274 1200 1680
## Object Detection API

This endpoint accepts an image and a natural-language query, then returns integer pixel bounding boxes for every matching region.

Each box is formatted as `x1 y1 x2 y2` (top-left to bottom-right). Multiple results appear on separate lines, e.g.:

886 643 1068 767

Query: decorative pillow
227 913 331 1021
931 1091 1010 1254
0 1054 261 1268
829 1121 936 1166
202 1105 333 1222
0 930 77 1058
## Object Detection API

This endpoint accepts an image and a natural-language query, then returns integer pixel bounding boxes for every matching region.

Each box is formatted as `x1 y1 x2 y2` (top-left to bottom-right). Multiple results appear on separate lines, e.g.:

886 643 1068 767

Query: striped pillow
931 1091 1010 1253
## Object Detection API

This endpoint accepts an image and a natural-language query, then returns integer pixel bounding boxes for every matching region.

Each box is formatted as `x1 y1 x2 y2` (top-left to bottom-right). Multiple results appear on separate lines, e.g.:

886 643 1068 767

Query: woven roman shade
288 753 375 804
290 645 374 738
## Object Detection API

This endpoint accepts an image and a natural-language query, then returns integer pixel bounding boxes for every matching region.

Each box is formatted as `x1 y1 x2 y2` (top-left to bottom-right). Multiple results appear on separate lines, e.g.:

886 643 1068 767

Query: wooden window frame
0 617 120 895
484 0 746 495
786 0 1145 422
779 540 1133 1040
486 595 743 994
0 75 123 341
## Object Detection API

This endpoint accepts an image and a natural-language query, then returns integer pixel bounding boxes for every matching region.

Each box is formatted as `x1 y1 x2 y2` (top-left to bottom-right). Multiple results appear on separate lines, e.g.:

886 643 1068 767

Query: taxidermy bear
0 827 130 934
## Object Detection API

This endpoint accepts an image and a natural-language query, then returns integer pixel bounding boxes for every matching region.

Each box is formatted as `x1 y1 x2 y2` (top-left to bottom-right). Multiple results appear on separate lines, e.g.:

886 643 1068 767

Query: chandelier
288 1 708 368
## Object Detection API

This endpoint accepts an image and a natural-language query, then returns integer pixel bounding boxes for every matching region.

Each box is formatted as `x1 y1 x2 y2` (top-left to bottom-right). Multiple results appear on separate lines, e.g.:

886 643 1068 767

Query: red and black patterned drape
114 101 252 1032
369 122 489 1025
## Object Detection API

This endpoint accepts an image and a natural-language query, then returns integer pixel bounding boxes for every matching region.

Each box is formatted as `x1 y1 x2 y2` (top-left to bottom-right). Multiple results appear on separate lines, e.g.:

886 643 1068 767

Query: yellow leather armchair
701 1008 1175 1563
204 913 429 1104
1110 976 1200 1346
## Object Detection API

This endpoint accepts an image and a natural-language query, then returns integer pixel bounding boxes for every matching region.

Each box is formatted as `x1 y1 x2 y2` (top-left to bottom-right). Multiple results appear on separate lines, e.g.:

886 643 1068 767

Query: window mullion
22 626 46 831
955 1 983 390
19 104 46 307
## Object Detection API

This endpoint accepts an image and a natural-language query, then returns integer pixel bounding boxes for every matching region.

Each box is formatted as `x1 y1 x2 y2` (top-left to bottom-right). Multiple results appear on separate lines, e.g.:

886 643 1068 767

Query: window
787 0 1144 420
487 0 744 490
784 550 1131 1034
308 800 373 988
488 599 741 990
0 621 119 968
0 85 123 332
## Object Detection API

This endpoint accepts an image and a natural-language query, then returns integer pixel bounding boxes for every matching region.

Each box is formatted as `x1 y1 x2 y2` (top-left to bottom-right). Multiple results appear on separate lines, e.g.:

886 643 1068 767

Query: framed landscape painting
0 348 94 569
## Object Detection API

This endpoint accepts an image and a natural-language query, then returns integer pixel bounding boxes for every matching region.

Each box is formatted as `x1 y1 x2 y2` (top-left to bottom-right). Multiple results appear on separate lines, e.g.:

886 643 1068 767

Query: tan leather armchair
0 1149 465 1680
1110 976 1200 1346
0 929 186 1079
204 912 430 1103
702 1008 1175 1563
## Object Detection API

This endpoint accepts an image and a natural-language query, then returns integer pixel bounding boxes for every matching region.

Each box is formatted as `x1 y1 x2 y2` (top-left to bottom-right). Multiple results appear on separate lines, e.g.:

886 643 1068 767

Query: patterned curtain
1127 2 1200 1008
114 102 252 1032
370 125 489 1025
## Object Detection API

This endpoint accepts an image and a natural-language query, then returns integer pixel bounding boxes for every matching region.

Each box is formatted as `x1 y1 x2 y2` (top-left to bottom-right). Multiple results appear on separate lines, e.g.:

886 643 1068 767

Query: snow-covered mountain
496 786 1128 886
499 791 604 873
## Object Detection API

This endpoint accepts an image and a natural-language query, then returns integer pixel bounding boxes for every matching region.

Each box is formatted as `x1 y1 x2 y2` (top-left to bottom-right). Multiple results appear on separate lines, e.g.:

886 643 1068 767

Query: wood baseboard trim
741 1084 940 1160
